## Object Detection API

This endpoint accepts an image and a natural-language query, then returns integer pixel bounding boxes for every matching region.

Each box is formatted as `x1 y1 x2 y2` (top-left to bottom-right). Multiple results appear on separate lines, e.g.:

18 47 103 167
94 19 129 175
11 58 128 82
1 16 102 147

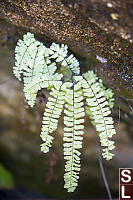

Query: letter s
121 169 131 183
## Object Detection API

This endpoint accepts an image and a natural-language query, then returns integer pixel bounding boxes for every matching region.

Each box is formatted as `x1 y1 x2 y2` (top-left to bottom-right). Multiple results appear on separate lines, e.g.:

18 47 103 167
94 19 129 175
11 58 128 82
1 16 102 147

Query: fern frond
49 43 80 75
84 71 114 108
14 32 53 81
50 43 68 62
62 54 80 75
13 32 36 81
24 73 63 107
14 32 63 107
82 71 116 160
63 77 85 192
98 79 114 109
13 32 117 193
40 84 65 153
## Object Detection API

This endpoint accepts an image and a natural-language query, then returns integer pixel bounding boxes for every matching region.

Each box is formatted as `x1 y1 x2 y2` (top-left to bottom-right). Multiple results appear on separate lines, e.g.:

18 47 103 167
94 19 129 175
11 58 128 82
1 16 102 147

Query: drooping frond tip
82 71 116 160
40 84 65 153
13 32 116 193
63 77 85 192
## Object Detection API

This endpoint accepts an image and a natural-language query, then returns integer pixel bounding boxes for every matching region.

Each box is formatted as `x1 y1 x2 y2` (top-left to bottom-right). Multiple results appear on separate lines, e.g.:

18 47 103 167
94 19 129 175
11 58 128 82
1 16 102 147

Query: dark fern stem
96 138 112 200
115 96 133 125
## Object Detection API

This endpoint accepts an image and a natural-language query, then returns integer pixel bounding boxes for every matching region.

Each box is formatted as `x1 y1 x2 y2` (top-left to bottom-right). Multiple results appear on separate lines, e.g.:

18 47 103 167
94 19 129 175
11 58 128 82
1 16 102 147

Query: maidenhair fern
13 32 116 193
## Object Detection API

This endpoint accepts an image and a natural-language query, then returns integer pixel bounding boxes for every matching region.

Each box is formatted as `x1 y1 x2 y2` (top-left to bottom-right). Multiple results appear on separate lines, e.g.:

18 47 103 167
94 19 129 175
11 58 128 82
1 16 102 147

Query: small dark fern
13 32 116 193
